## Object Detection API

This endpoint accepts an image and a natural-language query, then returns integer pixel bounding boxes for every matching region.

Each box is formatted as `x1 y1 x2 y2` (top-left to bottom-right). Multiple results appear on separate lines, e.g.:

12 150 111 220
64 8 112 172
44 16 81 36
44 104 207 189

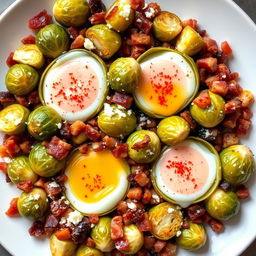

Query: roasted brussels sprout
0 104 30 135
98 103 137 137
205 188 240 221
109 57 140 94
190 90 225 128
5 64 39 96
127 130 161 163
176 26 204 56
36 24 69 58
17 188 48 219
86 25 121 59
149 202 183 240
28 106 62 140
153 11 182 42
7 156 37 185
220 145 255 186
157 116 190 146
76 245 103 256
29 143 66 177
105 0 134 32
50 233 77 256
72 133 88 145
13 44 44 69
91 217 115 252
176 222 207 251
53 0 90 27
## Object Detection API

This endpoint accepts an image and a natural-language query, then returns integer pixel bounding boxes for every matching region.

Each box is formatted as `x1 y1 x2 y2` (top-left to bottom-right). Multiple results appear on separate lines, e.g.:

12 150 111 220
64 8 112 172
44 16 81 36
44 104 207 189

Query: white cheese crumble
28 194 41 201
84 38 96 50
152 193 160 203
67 210 84 226
48 181 60 188
103 103 126 118
176 230 182 237
56 123 62 129
34 204 39 210
167 207 175 213
14 118 22 126
116 77 121 82
59 217 67 225
119 4 131 20
127 201 137 210
106 23 112 29
145 7 155 19
3 157 11 163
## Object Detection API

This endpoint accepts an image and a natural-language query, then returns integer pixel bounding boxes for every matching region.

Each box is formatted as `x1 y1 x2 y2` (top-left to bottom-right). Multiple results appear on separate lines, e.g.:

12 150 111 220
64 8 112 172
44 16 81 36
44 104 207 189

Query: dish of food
0 0 255 256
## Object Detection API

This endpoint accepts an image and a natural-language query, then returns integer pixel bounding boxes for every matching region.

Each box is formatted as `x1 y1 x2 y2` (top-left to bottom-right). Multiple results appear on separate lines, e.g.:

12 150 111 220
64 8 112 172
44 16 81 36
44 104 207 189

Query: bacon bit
144 236 156 249
131 0 145 11
4 139 20 158
111 216 124 240
182 218 190 229
34 177 46 188
203 37 219 54
55 228 72 241
227 80 243 96
180 110 197 130
239 90 254 108
105 6 119 21
44 181 62 198
85 237 96 248
89 214 99 224
205 75 220 87
6 52 18 67
92 142 104 152
182 19 198 30
28 9 52 30
236 185 250 199
223 132 239 148
88 0 106 14
127 187 143 200
188 205 206 222
134 171 150 187
50 199 69 217
0 91 15 103
193 90 211 109
112 143 128 158
235 118 252 136
224 97 242 114
55 173 68 183
84 124 101 141
60 121 71 140
117 201 128 215
230 72 239 80
103 136 118 149
44 214 59 234
198 68 207 84
119 40 132 57
67 26 79 40
142 188 152 204
29 220 47 238
79 144 90 154
209 219 224 233
222 111 241 129
221 41 233 56
70 35 85 49
131 33 151 45
70 120 86 136
27 90 40 105
87 118 98 127
197 57 217 73
0 162 8 174
241 108 253 120
209 81 228 96
132 135 151 151
154 240 167 253
159 243 176 256
21 34 36 44
109 92 133 109
17 181 33 193
131 45 146 59
136 212 152 232
202 212 213 224
79 28 87 37
134 12 153 34
217 64 231 81
89 11 106 25
122 211 133 226
143 2 161 19
15 95 29 107
115 237 130 252
5 198 19 217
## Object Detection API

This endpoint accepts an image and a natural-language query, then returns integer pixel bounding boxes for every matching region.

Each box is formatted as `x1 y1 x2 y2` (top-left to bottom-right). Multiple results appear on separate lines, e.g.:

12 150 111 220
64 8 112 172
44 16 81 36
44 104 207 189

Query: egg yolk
66 150 129 203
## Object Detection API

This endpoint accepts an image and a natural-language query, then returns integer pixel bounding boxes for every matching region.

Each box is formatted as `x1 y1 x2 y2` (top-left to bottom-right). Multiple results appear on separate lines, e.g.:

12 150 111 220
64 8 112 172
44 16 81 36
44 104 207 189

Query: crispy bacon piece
235 118 252 136
88 0 106 14
193 90 211 109
122 211 133 225
144 236 156 249
21 34 36 44
112 143 128 158
44 214 59 234
54 228 71 241
79 143 90 154
103 136 118 149
136 212 152 232
209 81 228 96
182 19 198 30
89 214 99 224
92 142 104 152
131 45 146 59
182 218 190 229
29 221 47 237
143 2 161 19
180 110 197 129
221 41 233 56
71 217 91 244
0 162 8 174
111 216 124 240
44 181 62 198
132 135 151 150
205 75 220 87
119 40 132 57
154 240 167 253
217 64 231 81
89 11 106 25
70 120 86 136
34 177 46 188
230 72 239 80
4 139 20 158
67 26 79 40
236 185 250 199
131 33 151 45
131 0 145 11
50 199 69 217
203 37 219 54
105 6 118 20
109 92 133 109
134 12 153 34
239 90 254 108
5 198 19 217
134 171 150 187
127 187 143 200
117 201 128 215
17 181 33 193
209 219 224 233
27 90 40 105
159 243 177 256
85 124 101 141
197 57 217 73
60 121 71 140
115 237 130 252
142 188 152 204
70 35 85 49
227 80 243 97
6 52 18 67
222 111 241 129
224 98 242 114
188 205 206 222
28 9 52 30
222 132 239 148
241 108 253 120
15 95 29 107
0 91 15 103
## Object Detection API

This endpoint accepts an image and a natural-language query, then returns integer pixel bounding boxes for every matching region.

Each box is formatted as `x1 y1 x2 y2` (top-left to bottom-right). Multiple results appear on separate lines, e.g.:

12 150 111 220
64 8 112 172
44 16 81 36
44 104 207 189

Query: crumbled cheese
106 23 112 29
146 119 152 125
3 157 11 163
152 193 160 203
146 149 154 156
61 196 70 205
127 202 137 210
48 181 60 188
167 207 175 213
34 204 39 210
106 95 111 100
14 118 22 126
145 7 155 19
28 194 41 201
56 123 62 129
116 77 121 82
67 210 83 225
59 217 67 225
119 4 131 20
136 18 142 23
104 103 115 116
127 110 132 116
84 38 96 50
176 231 182 237
91 223 95 228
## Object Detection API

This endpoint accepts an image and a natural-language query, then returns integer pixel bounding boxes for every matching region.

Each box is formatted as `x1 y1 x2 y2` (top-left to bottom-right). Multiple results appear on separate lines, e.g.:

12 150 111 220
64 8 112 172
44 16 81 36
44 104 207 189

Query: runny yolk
66 150 128 203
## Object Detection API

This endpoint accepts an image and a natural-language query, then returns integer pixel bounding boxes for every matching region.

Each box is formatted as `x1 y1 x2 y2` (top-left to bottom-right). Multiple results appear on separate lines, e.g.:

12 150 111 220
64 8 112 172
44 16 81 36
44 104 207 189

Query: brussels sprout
205 188 240 221
176 222 207 251
0 104 30 135
29 143 66 177
5 64 39 96
72 133 88 145
13 44 45 69
76 245 103 256
7 156 37 185
86 25 121 59
53 0 90 27
109 57 140 94
153 11 182 42
190 90 225 128
157 116 190 146
91 217 114 252
149 202 183 240
127 130 161 163
36 24 69 59
176 26 204 56
50 233 77 256
28 106 62 140
17 188 48 219
105 0 134 32
220 145 255 186
98 103 137 137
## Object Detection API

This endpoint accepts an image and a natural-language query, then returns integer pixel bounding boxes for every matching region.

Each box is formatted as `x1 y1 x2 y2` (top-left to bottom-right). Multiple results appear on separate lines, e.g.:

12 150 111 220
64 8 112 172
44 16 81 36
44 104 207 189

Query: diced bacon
197 58 217 73
70 120 86 136
209 219 224 233
0 162 8 174
70 35 85 49
85 124 101 141
5 198 19 217
110 92 133 108
34 178 46 188
154 240 167 253
182 19 198 30
131 45 146 59
92 142 104 152
60 121 71 140
180 110 197 129
27 90 40 105
224 98 242 114
103 136 118 149
4 139 20 158
227 80 243 97
79 144 89 154
67 26 80 40
131 33 151 45
28 9 52 30
44 214 59 234
235 118 252 136
134 12 153 34
230 72 239 80
29 221 47 237
188 205 206 222
132 135 151 150
241 108 253 120
222 111 241 129
134 171 150 187
89 11 106 25
144 236 156 249
131 0 145 11
136 212 152 232
159 243 177 256
87 117 98 127
199 68 207 84
50 199 69 217
15 95 29 107
85 237 96 247
111 216 124 240
209 81 228 96
122 211 133 225
221 41 233 56
79 28 87 37
117 201 128 215
44 181 62 197
217 64 231 81
142 188 152 204
222 132 239 148
21 35 36 44
55 228 72 241
112 143 128 158
6 52 18 67
205 75 220 87
203 37 219 54
143 2 161 19
71 217 91 244
202 212 213 223
115 237 130 252
105 6 118 21
238 90 254 108
89 214 99 224
119 40 132 57
17 181 33 193
193 90 211 109
0 91 15 103
88 0 106 14
127 187 143 200
55 173 68 184
182 218 190 229
236 185 250 199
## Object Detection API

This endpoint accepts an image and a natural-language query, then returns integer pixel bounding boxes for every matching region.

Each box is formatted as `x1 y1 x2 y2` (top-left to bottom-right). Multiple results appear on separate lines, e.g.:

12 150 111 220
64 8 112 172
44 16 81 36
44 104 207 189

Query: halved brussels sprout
153 11 182 42
105 0 134 32
98 103 137 137
5 64 39 96
176 26 204 56
17 188 48 219
29 143 66 177
28 106 62 140
220 145 255 186
109 57 140 94
86 25 121 59
176 222 207 251
148 202 183 240
53 0 90 27
0 104 30 135
157 116 190 146
36 24 69 59
76 245 103 256
13 44 44 69
205 188 240 221
190 90 225 128
91 217 115 252
127 130 161 163
50 233 77 256
7 156 37 185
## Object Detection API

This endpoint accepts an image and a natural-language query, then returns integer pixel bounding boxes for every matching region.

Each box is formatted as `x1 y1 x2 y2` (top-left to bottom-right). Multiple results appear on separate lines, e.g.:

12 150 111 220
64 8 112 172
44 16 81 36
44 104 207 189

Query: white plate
0 0 255 255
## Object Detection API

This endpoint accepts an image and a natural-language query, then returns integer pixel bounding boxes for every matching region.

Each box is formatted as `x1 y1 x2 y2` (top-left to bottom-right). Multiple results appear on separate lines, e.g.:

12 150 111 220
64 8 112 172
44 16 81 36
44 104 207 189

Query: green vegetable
109 57 140 94
0 104 30 135
98 104 136 137
86 25 121 59
176 222 207 251
29 143 66 177
148 202 183 240
7 156 37 185
153 11 182 41
28 106 62 140
205 188 240 221
36 24 69 58
220 145 255 186
190 90 225 128
127 130 161 163
5 64 39 96
76 245 103 256
17 188 48 219
157 116 190 146
91 217 115 252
